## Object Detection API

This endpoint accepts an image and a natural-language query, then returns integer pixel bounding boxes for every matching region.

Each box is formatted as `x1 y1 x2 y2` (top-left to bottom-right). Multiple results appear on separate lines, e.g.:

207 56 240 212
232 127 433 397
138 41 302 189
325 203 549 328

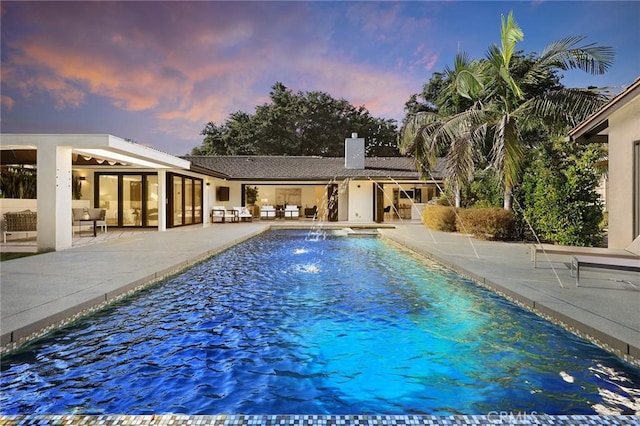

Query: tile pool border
1 414 639 425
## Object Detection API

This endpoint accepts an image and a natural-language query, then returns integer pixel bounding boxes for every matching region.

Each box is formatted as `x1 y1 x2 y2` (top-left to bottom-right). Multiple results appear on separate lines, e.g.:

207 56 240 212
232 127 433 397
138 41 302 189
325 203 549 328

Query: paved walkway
2 222 639 366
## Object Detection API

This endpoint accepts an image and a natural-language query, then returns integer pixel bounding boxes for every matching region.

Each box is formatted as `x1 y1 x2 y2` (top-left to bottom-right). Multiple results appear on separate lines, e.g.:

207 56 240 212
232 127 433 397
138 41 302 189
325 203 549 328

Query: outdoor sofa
3 210 37 243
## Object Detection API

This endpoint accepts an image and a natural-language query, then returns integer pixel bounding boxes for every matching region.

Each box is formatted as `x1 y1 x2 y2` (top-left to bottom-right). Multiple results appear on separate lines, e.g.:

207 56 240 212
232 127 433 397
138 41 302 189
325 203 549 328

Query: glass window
173 176 183 226
122 175 142 226
194 180 202 223
98 175 119 226
184 178 194 225
146 175 159 227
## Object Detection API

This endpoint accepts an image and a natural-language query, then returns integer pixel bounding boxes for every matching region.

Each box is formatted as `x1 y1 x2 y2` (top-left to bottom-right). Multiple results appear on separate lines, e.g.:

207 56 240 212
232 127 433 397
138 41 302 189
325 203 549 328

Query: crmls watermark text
487 411 540 423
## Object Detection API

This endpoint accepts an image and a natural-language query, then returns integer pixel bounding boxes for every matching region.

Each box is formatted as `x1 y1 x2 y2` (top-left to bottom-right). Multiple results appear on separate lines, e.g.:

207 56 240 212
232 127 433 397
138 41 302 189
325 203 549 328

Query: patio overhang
0 134 193 252
0 134 191 170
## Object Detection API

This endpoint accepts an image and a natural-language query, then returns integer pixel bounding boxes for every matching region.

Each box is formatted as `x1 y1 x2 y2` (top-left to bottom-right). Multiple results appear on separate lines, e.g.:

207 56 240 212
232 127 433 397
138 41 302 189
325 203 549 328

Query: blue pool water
1 229 639 415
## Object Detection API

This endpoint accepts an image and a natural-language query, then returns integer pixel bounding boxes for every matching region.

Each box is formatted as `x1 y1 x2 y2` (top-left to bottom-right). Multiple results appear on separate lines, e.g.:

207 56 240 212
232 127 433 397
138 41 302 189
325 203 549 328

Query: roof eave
569 77 640 142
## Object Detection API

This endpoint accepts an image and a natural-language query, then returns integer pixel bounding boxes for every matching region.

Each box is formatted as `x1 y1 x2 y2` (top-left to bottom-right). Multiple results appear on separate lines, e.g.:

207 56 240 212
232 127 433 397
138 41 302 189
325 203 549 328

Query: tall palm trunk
503 186 512 211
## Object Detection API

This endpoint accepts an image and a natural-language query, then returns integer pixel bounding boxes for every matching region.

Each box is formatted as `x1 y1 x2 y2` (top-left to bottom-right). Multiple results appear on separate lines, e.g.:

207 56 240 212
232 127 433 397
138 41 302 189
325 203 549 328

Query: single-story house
568 77 640 249
1 133 444 252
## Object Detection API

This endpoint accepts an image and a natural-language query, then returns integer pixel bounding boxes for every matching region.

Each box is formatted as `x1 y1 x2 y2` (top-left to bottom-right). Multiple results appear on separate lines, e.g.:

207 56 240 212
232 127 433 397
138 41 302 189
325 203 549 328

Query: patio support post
157 169 167 231
37 143 73 251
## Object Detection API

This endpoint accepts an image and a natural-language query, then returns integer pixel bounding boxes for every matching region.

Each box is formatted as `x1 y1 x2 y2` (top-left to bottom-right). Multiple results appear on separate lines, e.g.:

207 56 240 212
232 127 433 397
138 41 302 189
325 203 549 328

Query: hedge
421 205 457 232
421 206 516 240
456 208 516 240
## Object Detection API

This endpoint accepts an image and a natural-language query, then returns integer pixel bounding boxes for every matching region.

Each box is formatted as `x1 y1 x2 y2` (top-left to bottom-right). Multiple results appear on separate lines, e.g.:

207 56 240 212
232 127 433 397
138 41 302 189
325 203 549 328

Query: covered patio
1 134 192 251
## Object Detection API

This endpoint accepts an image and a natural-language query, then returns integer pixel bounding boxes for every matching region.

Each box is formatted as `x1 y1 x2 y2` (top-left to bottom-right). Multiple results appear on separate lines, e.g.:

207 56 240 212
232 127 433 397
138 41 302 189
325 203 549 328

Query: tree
520 138 605 246
467 12 613 210
399 52 484 207
195 111 258 155
194 83 400 156
400 12 614 210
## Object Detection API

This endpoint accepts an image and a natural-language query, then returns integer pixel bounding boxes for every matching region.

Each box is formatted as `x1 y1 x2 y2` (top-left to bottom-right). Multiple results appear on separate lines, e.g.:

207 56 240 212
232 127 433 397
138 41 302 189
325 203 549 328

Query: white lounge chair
530 236 640 268
211 206 227 223
284 205 299 219
260 205 276 220
571 255 640 287
233 206 253 222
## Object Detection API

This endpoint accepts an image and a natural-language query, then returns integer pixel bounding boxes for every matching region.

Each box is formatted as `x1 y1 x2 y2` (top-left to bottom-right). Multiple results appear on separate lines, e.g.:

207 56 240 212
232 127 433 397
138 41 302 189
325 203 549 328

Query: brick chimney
345 133 365 169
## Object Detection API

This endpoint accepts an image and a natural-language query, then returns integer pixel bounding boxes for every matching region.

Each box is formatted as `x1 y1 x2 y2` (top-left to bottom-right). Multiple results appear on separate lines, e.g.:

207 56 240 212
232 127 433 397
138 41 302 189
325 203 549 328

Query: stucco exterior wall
347 180 373 222
607 94 640 248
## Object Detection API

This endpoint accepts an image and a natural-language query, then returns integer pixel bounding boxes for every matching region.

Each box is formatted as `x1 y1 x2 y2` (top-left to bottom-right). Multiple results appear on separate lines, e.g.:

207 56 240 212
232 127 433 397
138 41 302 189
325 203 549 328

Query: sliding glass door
96 173 158 227
167 173 204 228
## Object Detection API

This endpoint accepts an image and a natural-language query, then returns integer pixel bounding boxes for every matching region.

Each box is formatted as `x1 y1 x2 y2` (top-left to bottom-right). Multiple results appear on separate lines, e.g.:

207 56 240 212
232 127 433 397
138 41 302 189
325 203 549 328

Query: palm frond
535 36 615 75
491 114 523 190
399 111 448 172
520 88 608 130
500 11 524 66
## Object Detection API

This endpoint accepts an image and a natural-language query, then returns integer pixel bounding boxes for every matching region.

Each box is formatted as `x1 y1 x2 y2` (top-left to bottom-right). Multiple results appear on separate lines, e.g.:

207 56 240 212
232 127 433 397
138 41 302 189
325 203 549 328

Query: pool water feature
1 229 639 415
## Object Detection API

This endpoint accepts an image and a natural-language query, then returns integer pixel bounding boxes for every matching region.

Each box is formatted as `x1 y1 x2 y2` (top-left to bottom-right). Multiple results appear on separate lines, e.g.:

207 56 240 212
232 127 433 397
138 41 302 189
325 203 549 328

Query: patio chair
233 207 253 222
530 235 640 267
260 205 276 220
304 205 317 219
211 206 227 223
284 205 299 220
90 208 107 232
384 205 392 220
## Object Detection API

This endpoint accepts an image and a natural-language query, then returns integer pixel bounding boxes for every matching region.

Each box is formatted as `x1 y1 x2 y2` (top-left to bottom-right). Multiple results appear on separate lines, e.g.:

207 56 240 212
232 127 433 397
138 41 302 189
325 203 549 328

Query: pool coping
1 414 640 425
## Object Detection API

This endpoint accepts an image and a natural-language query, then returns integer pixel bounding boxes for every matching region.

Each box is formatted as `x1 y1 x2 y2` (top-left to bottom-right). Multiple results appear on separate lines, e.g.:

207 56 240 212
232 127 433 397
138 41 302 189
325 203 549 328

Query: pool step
343 227 379 237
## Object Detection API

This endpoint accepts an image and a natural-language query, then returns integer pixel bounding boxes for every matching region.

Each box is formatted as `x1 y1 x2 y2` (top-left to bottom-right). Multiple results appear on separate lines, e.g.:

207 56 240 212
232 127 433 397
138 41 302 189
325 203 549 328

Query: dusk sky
2 1 639 156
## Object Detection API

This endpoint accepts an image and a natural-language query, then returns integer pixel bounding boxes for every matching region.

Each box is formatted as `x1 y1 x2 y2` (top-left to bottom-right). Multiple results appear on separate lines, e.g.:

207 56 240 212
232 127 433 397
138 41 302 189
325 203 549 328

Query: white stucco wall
348 180 373 222
607 94 640 248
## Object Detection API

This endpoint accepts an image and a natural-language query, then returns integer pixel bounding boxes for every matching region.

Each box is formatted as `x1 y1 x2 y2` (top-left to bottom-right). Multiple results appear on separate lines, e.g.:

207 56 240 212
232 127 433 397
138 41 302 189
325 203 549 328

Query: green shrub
456 208 516 240
422 205 457 232
520 139 604 246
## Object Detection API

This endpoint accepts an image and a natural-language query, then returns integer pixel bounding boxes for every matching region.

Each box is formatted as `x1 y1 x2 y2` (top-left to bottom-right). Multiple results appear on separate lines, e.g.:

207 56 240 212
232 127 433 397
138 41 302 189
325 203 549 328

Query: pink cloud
1 95 15 111
2 1 426 146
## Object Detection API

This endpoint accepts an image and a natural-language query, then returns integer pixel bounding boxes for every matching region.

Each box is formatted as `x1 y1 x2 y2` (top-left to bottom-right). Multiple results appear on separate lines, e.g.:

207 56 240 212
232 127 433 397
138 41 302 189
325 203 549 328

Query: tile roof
183 155 446 181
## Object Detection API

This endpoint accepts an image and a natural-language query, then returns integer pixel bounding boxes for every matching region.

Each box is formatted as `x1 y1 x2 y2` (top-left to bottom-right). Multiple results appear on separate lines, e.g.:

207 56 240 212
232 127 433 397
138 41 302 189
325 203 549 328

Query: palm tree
400 53 484 207
401 12 614 210
468 12 613 209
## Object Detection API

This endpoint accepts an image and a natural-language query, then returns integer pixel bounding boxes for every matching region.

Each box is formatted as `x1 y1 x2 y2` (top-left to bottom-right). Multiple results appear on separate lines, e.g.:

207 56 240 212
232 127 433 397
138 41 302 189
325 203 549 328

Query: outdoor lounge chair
260 205 276 220
211 206 227 223
233 206 253 222
530 236 640 268
571 255 640 287
284 205 299 219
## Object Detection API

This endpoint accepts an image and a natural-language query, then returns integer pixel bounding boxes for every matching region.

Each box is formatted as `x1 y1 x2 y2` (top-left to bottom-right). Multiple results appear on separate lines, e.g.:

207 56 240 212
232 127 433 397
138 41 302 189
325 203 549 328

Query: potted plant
246 186 259 217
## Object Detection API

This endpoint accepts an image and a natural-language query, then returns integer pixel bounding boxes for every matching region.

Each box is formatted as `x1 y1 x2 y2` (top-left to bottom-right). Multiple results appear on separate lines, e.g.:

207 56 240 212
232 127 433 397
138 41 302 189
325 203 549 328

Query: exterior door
96 173 157 227
167 173 204 228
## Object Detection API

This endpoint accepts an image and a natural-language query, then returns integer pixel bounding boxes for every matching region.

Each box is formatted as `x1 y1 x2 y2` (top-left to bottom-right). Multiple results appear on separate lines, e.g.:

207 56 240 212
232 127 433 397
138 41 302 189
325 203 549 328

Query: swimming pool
1 229 639 415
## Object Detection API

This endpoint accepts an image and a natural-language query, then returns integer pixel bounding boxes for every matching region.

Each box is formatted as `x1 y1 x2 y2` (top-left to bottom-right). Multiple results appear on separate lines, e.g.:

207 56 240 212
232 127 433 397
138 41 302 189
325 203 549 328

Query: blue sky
2 1 639 155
